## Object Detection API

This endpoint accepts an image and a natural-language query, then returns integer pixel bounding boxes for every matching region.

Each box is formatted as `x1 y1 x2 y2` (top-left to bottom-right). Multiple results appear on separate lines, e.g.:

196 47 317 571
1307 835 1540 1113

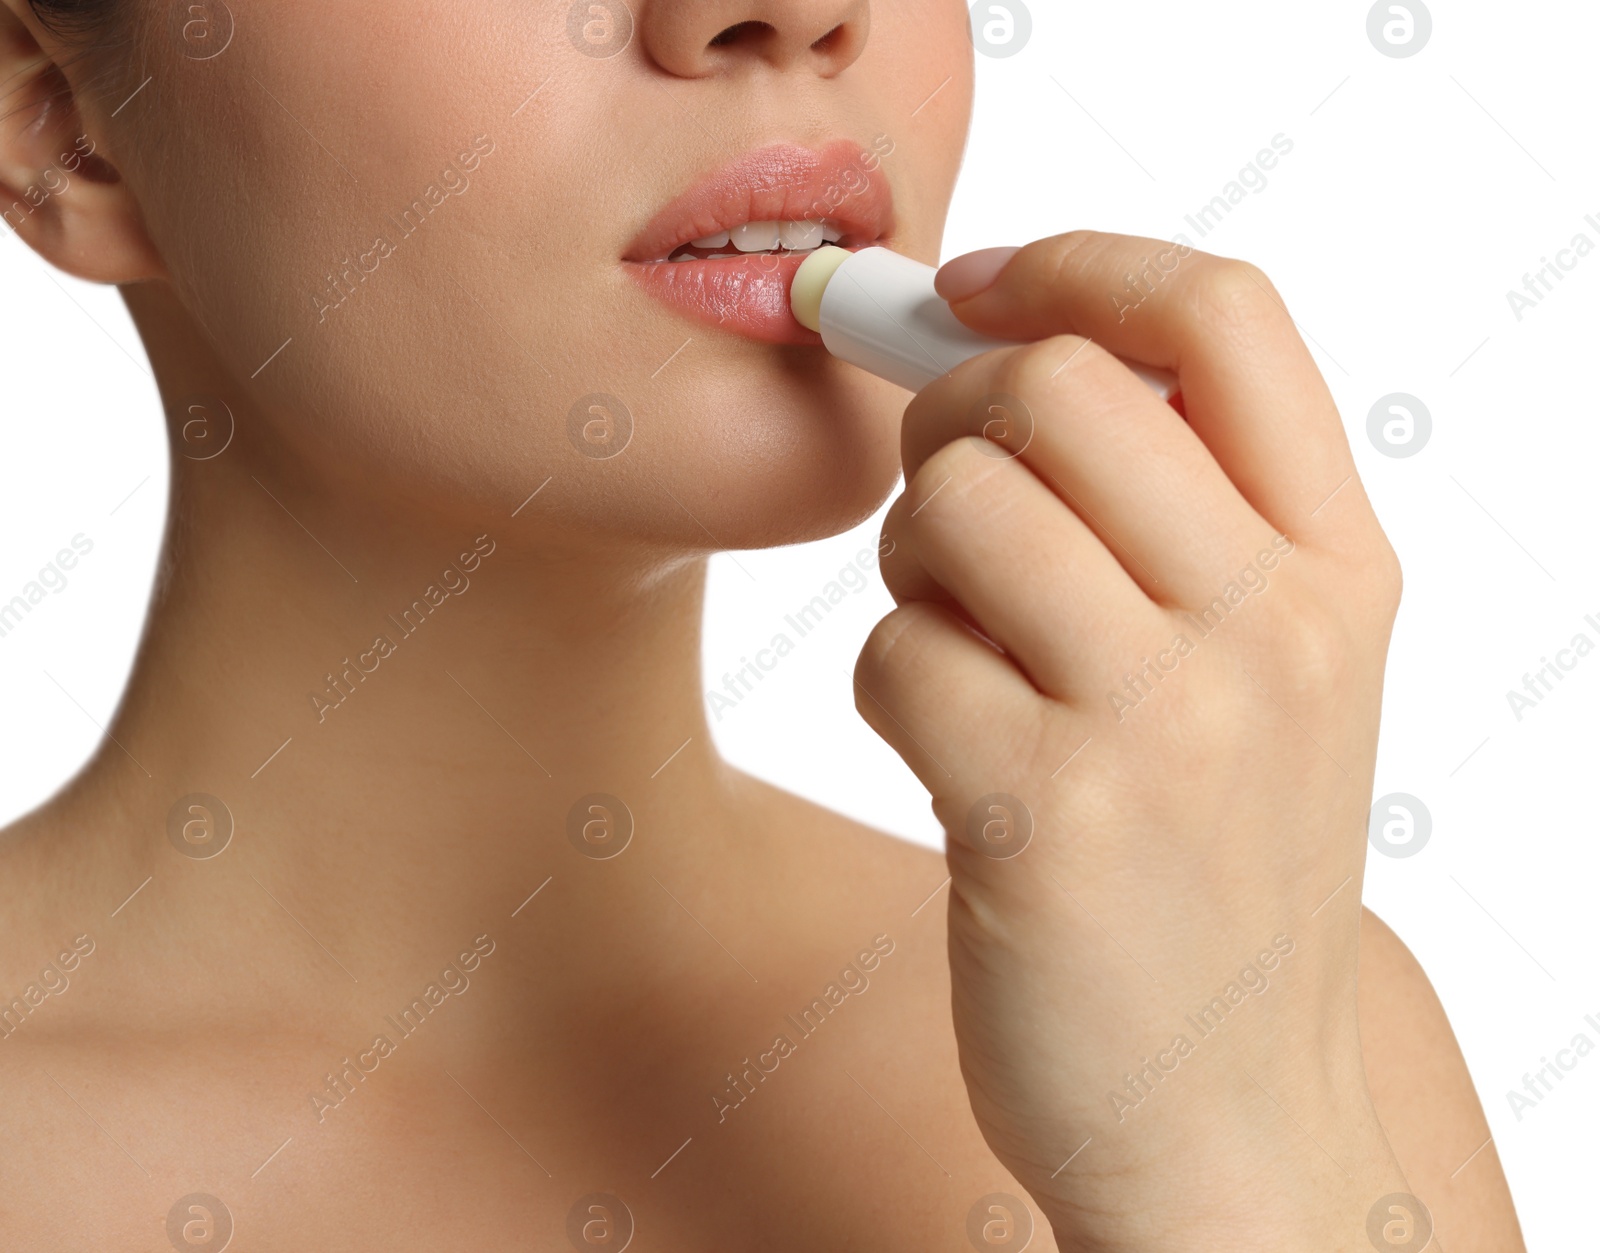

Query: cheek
854 12 974 259
139 7 606 481
122 0 967 546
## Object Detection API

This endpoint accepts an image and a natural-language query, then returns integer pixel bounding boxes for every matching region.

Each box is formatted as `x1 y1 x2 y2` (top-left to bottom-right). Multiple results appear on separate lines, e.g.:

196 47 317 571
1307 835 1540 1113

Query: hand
854 232 1415 1250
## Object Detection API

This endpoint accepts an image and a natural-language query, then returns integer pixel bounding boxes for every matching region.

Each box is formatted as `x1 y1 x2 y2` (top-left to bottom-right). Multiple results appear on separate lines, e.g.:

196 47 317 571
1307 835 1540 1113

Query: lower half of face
121 0 975 551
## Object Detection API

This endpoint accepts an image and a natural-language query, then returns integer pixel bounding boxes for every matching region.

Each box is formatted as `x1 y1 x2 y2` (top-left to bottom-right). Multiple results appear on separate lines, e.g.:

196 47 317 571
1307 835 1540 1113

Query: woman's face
102 0 975 550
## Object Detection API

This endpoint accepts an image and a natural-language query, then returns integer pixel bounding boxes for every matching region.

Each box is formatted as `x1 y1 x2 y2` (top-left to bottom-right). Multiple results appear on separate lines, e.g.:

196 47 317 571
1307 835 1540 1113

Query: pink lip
623 139 896 345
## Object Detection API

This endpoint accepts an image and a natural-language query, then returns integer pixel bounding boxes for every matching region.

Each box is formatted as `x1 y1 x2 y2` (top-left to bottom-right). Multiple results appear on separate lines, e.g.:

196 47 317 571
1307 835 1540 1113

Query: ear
0 0 166 283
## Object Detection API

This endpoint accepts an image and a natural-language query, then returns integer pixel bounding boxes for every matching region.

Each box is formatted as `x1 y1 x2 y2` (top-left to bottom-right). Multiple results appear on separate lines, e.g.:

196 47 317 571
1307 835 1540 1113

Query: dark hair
17 0 139 129
27 0 122 39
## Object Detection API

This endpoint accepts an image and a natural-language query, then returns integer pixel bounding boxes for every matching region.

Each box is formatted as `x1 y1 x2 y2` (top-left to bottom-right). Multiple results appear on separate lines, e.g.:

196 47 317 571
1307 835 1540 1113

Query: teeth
666 220 846 262
779 220 826 250
730 221 782 252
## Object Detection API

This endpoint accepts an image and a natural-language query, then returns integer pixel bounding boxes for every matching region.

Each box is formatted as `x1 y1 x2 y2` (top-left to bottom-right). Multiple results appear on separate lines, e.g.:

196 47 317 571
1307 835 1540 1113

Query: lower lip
626 251 850 346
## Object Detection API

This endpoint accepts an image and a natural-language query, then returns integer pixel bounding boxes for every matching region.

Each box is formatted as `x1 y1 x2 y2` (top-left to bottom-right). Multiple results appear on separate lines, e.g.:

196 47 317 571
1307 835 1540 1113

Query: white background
1 2 1592 1243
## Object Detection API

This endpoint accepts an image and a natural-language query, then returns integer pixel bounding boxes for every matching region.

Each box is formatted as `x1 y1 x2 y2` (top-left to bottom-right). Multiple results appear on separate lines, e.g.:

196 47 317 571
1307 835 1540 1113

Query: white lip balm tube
790 245 1178 401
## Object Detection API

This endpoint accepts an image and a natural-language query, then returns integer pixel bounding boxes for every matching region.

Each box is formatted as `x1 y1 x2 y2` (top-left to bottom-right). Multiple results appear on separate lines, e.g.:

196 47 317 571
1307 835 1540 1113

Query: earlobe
0 3 166 284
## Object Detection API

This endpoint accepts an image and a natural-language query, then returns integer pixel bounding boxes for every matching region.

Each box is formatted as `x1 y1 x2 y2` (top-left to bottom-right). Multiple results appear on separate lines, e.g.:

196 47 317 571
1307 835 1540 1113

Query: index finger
937 232 1372 548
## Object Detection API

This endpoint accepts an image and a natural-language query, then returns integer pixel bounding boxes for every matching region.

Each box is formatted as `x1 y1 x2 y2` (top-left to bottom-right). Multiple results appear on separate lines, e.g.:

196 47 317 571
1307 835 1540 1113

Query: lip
623 139 895 345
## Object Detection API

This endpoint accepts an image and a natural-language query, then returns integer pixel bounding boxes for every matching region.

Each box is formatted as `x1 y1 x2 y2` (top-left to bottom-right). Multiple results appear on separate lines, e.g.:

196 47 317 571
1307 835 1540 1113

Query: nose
637 0 871 78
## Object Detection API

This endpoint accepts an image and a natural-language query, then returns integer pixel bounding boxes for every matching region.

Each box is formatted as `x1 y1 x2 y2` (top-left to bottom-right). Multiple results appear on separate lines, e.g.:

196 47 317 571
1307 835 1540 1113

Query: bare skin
0 778 1516 1250
0 0 1522 1248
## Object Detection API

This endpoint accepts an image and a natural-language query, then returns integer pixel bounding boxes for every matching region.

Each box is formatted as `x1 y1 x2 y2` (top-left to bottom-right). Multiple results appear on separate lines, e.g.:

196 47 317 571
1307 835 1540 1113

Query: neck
49 285 741 984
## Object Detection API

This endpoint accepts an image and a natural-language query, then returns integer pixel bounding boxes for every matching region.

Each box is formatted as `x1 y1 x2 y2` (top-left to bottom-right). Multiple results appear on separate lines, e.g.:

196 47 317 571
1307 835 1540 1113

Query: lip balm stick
790 245 1178 401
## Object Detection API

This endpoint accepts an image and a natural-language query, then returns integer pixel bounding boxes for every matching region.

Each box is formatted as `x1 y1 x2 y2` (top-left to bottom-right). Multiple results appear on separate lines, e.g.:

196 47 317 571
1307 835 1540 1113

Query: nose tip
639 0 871 78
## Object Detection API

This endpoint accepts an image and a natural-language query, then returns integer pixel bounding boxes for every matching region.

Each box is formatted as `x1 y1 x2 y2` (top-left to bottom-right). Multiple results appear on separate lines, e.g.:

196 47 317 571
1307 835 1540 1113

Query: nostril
709 20 775 48
811 24 847 53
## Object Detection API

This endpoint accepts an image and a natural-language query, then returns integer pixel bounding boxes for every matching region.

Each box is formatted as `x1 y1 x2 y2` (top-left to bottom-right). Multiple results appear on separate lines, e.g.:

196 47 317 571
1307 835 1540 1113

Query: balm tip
790 245 853 333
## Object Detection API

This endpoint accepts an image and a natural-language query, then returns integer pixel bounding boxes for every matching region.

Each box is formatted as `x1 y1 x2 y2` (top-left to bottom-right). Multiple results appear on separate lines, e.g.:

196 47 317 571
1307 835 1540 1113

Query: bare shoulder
731 779 1524 1250
1357 906 1526 1252
725 767 955 981
0 808 98 1001
709 771 1053 1243
729 766 947 888
0 811 152 1245
721 765 955 995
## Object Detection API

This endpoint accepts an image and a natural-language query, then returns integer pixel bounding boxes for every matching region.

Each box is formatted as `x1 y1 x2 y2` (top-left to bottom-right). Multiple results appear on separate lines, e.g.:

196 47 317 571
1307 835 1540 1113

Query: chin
700 446 902 552
654 359 908 551
473 362 904 557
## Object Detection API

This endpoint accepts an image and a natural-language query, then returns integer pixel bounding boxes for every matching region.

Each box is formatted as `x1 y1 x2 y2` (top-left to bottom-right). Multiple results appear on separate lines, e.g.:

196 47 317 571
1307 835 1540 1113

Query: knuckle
1367 538 1404 612
989 339 1057 400
1040 230 1102 289
992 335 1111 403
1260 598 1352 704
1003 336 1060 390
1189 259 1283 340
909 434 1008 512
856 602 937 687
876 518 944 609
1329 529 1404 620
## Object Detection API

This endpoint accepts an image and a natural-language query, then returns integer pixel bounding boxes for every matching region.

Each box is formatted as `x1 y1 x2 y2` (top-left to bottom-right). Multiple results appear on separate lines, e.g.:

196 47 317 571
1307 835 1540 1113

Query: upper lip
622 140 895 263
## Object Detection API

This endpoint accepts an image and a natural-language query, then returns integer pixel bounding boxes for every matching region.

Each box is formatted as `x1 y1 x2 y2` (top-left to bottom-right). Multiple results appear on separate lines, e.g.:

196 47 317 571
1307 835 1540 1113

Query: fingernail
934 246 1022 302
